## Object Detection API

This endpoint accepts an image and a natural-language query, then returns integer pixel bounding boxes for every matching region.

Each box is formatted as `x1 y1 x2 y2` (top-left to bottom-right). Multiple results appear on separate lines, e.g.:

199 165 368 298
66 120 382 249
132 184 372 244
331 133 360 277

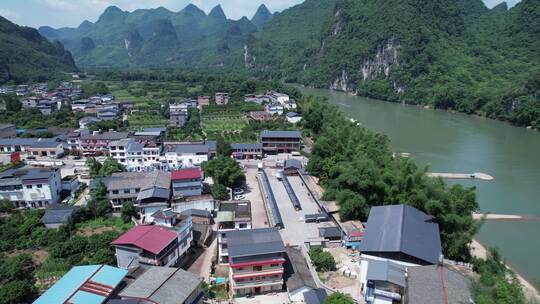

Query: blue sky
0 0 522 29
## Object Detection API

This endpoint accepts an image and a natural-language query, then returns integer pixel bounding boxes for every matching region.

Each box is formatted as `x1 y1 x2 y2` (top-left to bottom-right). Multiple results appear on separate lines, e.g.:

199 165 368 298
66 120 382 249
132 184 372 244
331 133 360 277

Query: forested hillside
247 0 540 128
39 4 258 68
0 16 77 85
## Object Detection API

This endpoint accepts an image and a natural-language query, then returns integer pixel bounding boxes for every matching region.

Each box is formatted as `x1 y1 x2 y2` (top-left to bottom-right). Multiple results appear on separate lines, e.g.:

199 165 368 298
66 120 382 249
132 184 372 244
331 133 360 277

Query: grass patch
75 217 133 233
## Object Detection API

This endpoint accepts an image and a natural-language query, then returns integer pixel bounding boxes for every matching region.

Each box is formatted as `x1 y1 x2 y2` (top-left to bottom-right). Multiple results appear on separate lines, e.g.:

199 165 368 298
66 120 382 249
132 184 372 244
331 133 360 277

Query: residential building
172 167 203 198
37 99 59 115
79 131 129 156
265 102 284 116
231 143 262 160
244 94 269 104
181 209 213 246
162 141 216 169
285 246 318 302
217 201 252 263
198 95 211 107
109 138 161 172
248 111 273 121
22 97 39 108
26 140 65 158
359 204 442 265
169 103 189 127
267 91 290 104
0 124 16 138
66 129 89 151
98 171 171 212
0 138 44 154
79 116 102 129
283 99 297 110
228 228 286 296
286 112 302 124
283 159 303 175
40 204 78 228
172 194 215 214
118 267 203 304
215 92 229 105
0 167 61 208
112 224 191 269
97 108 119 120
318 226 342 241
406 265 473 304
260 130 302 154
33 264 127 304
362 259 407 303
71 99 90 111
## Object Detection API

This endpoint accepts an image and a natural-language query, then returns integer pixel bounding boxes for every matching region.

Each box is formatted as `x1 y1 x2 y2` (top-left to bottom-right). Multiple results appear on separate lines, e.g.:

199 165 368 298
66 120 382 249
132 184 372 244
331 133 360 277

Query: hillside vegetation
0 16 77 85
38 4 269 68
247 0 540 128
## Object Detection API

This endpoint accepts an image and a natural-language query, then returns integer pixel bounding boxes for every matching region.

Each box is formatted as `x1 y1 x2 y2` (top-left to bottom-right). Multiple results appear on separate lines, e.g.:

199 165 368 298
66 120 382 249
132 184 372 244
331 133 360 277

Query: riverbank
427 172 494 181
471 239 540 302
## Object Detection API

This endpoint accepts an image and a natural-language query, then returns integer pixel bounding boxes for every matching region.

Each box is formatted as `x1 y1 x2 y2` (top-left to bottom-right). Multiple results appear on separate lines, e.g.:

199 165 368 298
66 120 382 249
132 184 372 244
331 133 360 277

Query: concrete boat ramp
427 172 494 181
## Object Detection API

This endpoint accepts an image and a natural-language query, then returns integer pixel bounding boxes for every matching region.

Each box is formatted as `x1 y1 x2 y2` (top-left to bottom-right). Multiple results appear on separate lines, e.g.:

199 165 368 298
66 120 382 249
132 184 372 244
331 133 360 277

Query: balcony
232 278 283 289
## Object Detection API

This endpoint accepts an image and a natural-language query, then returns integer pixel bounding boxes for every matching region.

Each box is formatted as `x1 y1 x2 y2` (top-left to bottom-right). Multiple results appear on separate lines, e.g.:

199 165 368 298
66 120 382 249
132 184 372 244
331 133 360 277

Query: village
0 81 477 304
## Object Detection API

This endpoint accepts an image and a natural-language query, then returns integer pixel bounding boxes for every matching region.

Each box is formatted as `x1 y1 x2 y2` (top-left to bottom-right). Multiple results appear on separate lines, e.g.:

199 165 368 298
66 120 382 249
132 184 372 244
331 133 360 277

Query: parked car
234 195 246 200
233 188 244 195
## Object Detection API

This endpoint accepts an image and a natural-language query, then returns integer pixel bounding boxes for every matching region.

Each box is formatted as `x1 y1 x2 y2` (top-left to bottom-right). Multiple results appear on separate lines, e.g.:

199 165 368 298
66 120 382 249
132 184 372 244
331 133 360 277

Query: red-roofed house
171 168 202 198
112 225 191 269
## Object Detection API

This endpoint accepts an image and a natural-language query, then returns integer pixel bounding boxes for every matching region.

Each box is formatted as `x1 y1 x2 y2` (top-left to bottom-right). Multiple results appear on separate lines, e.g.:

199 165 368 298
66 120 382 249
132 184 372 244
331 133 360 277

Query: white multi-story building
0 167 61 208
161 141 216 170
109 139 161 172
217 201 252 263
267 91 290 105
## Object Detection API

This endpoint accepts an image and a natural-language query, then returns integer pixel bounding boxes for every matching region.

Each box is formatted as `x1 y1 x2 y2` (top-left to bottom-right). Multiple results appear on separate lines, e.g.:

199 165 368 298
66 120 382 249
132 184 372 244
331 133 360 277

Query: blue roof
33 265 127 304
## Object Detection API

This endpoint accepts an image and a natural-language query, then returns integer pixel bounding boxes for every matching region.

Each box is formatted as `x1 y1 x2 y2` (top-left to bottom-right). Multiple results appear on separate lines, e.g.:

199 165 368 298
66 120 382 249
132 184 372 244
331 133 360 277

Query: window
123 189 130 194
36 184 42 188
112 190 119 195
270 264 279 267
135 188 140 193
26 185 32 189
253 266 262 271
239 223 247 229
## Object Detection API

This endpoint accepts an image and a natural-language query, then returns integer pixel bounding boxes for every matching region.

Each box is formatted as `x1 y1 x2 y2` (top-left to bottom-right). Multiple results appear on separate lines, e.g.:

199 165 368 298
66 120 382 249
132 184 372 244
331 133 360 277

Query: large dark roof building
406 265 473 304
359 205 442 265
227 227 285 259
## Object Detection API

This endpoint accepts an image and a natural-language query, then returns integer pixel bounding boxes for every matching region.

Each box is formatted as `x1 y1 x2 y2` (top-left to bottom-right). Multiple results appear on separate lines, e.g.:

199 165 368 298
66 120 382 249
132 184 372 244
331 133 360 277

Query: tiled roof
41 205 78 225
171 168 201 180
119 267 201 304
359 204 442 265
112 225 177 254
227 228 285 258
33 264 127 304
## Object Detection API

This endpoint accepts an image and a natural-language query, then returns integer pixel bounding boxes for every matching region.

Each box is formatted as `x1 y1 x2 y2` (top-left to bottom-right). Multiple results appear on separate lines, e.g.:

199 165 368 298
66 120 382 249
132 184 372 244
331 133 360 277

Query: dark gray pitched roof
119 267 201 304
366 259 406 287
359 205 442 265
41 205 78 224
318 226 341 239
406 265 473 304
260 130 301 138
285 246 317 292
227 228 285 258
284 159 303 170
303 289 328 304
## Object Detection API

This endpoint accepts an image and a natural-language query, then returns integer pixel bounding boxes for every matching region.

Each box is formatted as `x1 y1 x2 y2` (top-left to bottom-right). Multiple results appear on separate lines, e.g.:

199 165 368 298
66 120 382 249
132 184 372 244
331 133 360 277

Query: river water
296 85 540 284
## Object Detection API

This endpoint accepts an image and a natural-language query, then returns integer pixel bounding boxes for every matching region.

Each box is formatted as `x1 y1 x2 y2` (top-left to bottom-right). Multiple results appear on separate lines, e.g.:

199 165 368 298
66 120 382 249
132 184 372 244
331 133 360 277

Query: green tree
0 280 34 304
211 183 230 200
324 292 354 304
85 158 102 177
0 199 14 213
121 202 138 223
1 94 21 112
308 248 336 271
202 156 245 188
99 157 124 177
86 181 111 219
216 139 233 157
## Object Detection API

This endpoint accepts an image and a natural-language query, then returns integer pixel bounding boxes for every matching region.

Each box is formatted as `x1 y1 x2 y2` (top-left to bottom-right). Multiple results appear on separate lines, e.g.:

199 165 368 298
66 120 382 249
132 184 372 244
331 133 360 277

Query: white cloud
0 8 19 19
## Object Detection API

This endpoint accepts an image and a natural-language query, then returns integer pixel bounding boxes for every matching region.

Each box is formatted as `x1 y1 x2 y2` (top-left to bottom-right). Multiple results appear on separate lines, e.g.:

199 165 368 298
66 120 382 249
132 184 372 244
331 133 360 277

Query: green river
296 85 540 285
